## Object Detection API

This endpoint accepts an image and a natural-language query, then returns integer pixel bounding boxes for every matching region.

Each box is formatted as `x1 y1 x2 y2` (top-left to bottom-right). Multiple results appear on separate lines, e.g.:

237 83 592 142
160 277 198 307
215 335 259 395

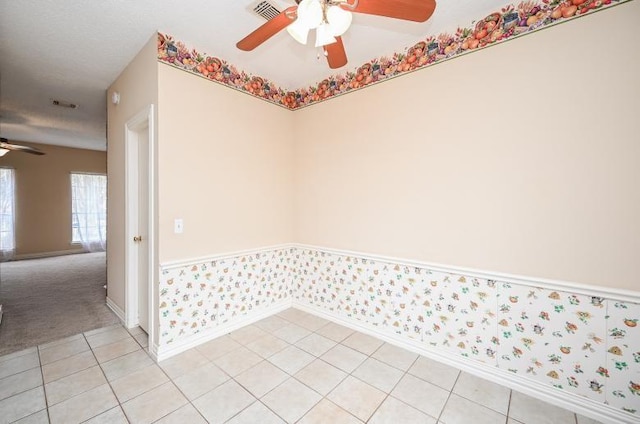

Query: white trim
153 300 292 362
148 339 159 362
12 248 86 261
292 301 637 424
159 243 294 270
295 244 640 304
160 243 640 303
106 297 125 324
124 104 156 344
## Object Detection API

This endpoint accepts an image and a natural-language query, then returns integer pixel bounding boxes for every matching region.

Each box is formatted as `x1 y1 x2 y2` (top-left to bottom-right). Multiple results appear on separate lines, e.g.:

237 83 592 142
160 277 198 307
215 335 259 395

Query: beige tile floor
0 308 603 424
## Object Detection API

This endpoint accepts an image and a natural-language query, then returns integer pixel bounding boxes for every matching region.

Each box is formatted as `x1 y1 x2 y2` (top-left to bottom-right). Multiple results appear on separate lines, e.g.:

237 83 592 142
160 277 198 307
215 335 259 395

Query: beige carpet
0 252 120 356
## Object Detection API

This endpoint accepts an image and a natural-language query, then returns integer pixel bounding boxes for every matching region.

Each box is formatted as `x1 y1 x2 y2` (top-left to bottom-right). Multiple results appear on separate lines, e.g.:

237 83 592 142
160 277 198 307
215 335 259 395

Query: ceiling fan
0 138 45 156
237 0 437 69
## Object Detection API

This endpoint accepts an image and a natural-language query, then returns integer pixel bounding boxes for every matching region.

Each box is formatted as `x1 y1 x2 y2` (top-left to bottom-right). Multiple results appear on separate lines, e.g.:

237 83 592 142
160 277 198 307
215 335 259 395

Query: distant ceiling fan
0 138 45 156
237 0 437 69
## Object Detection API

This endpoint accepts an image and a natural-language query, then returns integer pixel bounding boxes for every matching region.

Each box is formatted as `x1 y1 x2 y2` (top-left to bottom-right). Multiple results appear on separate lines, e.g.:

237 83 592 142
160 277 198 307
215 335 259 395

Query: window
71 173 107 250
0 168 15 254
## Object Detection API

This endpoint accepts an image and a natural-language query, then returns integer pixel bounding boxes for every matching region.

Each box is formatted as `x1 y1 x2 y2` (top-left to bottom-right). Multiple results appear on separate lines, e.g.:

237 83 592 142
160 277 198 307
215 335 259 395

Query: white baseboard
106 297 126 325
152 300 293 362
292 301 638 424
125 310 139 330
12 248 87 261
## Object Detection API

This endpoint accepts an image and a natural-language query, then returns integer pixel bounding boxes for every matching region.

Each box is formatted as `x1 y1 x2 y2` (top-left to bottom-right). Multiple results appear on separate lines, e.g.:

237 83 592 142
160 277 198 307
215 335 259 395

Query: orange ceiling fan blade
341 0 436 22
237 6 298 51
324 37 348 69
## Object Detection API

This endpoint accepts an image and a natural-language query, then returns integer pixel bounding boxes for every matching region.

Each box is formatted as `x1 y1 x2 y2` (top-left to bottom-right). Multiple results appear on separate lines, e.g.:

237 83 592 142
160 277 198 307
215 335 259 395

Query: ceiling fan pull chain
317 48 329 61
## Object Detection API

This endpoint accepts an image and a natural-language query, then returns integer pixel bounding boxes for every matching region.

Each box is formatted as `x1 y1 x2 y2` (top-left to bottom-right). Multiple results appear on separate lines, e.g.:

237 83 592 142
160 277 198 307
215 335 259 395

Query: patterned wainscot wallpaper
158 247 639 418
292 249 498 363
606 301 640 414
159 248 295 344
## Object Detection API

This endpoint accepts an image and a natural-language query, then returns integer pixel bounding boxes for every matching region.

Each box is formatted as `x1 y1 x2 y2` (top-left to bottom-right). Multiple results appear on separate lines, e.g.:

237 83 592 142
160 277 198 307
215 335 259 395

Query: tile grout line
0 347 36 364
109 361 168 406
300 308 519 422
75 328 167 422
6 310 592 424
505 389 513 423
360 349 423 423
160 320 324 423
296 314 413 422
94 327 182 422
0 366 40 401
297 312 403 422
292 314 363 422
128 339 205 423
82 331 130 424
435 370 461 423
3 333 94 420
175 318 295 423
224 386 288 423
447 371 513 419
452 385 511 419
154 350 225 424
36 344 52 424
227 314 322 423
38 350 96 387
221 312 339 423
259 311 594 424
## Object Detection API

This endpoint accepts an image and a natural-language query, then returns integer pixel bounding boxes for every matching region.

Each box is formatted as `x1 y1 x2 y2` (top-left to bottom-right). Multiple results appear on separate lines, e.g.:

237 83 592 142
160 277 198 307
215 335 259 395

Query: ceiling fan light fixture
286 19 310 44
315 22 337 47
326 5 352 36
296 0 323 29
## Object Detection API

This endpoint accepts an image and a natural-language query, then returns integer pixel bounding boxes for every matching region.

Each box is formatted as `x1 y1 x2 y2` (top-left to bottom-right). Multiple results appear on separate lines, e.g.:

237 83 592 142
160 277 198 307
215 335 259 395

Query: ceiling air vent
252 1 281 20
52 99 78 109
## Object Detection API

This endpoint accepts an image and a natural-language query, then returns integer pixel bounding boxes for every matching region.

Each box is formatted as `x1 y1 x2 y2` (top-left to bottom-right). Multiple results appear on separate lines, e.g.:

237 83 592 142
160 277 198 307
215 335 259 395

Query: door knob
133 236 142 242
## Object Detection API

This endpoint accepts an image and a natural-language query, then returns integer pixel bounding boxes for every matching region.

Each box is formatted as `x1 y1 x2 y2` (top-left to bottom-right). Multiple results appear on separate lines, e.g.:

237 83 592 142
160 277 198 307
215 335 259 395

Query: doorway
125 105 154 337
0 144 114 355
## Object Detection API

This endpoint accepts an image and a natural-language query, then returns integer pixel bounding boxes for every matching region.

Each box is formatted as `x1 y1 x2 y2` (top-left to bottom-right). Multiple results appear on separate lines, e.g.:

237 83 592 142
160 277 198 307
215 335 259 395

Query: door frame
124 104 155 342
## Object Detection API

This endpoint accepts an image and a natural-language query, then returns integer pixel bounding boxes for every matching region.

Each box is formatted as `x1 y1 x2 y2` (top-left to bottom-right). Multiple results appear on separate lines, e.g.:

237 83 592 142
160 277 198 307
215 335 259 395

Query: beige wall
157 65 294 263
107 34 158 311
107 2 638 312
0 141 106 256
293 1 640 291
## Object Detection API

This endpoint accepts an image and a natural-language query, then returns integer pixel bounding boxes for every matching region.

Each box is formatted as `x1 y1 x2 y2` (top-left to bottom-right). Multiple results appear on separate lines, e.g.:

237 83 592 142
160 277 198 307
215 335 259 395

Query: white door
136 125 150 332
125 104 154 338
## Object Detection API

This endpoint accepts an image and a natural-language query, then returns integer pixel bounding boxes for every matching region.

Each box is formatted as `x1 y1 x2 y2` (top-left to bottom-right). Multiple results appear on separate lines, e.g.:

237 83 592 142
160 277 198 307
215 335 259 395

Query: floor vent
253 1 281 20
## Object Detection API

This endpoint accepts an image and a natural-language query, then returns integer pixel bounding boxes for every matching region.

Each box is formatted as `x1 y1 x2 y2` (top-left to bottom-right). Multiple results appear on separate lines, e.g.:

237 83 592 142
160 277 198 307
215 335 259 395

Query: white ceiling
0 0 511 151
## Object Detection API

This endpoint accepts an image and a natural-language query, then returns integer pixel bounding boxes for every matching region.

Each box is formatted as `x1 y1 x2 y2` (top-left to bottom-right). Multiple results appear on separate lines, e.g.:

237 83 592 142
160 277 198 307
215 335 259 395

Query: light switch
174 218 184 234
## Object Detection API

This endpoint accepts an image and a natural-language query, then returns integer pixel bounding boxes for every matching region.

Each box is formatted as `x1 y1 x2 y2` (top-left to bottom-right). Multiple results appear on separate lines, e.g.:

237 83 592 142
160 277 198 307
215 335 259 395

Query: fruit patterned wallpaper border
157 245 639 417
292 248 640 417
157 0 628 110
